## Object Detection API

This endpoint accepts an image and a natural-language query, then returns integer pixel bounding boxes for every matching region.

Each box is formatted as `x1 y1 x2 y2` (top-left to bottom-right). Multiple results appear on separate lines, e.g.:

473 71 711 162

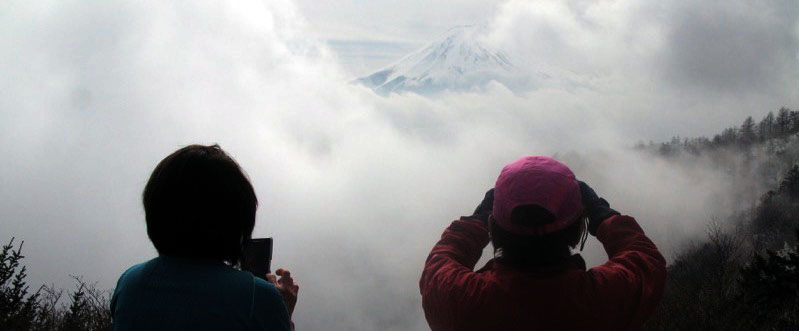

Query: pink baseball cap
492 156 583 236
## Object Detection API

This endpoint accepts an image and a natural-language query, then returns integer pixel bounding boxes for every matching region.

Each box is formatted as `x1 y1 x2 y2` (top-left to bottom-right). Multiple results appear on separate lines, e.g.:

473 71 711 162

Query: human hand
266 268 299 318
465 188 494 225
578 181 600 205
578 181 619 236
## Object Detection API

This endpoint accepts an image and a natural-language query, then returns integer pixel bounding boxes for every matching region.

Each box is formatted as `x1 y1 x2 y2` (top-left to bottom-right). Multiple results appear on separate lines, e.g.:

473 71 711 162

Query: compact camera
241 238 273 280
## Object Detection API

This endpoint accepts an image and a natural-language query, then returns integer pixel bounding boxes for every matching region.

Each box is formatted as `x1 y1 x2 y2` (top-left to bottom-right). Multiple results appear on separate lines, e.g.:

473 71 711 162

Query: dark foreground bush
0 238 111 331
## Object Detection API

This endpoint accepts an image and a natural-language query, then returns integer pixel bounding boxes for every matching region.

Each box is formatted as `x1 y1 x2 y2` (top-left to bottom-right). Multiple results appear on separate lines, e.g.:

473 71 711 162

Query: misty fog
1 0 797 330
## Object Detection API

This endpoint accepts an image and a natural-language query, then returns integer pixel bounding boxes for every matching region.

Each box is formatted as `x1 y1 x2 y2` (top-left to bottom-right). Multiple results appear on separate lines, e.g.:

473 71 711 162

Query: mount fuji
354 25 533 95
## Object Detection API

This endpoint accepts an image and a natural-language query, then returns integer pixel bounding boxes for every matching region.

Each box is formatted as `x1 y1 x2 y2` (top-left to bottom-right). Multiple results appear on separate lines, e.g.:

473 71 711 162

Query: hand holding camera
267 268 299 317
242 238 299 318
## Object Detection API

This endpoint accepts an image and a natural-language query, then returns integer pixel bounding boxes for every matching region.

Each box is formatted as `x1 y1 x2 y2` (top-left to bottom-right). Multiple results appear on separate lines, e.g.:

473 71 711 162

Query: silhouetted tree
59 278 111 331
758 111 775 142
740 116 757 146
719 127 738 146
780 165 799 198
0 238 110 331
776 107 792 138
0 239 40 331
788 108 799 134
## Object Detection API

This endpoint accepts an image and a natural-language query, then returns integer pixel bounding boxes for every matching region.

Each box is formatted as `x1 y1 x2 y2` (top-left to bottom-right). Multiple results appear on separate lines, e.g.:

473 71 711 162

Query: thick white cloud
0 0 797 330
656 0 799 93
292 0 501 42
484 0 799 139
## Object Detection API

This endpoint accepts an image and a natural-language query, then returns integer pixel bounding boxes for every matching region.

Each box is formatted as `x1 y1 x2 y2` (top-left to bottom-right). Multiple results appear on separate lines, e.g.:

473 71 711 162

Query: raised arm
419 190 493 329
580 182 667 329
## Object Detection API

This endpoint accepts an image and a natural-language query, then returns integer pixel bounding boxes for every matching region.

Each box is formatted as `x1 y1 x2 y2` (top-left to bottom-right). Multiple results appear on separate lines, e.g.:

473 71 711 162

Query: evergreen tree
719 127 738 146
779 165 799 198
60 283 89 331
740 116 756 146
0 239 39 331
788 108 799 134
758 111 775 141
0 238 111 330
776 107 791 138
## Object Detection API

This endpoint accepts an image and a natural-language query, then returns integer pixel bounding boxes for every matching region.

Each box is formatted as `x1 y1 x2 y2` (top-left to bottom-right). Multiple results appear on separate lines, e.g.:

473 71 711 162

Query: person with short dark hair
111 144 298 330
420 156 666 330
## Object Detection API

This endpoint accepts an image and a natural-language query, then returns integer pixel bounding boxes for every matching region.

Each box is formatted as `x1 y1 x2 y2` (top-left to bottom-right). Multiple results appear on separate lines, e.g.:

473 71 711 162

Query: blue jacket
111 256 290 330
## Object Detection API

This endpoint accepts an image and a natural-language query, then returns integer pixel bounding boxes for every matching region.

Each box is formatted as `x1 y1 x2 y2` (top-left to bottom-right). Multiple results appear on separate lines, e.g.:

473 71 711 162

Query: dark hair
143 144 257 265
490 205 583 268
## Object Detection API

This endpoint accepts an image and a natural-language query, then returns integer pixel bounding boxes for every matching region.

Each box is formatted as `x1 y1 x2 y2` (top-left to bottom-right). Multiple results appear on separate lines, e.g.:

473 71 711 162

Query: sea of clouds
1 0 797 329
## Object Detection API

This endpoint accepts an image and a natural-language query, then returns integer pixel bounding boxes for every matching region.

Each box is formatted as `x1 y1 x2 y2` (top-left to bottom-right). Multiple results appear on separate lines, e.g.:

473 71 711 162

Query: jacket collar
482 254 587 275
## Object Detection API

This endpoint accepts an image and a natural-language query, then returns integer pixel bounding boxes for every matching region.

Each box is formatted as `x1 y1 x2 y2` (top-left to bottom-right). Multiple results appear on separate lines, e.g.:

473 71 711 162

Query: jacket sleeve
419 218 491 330
587 215 667 330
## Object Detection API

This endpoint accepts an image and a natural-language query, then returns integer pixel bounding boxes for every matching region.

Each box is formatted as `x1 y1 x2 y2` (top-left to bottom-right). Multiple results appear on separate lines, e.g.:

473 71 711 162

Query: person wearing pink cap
419 156 666 330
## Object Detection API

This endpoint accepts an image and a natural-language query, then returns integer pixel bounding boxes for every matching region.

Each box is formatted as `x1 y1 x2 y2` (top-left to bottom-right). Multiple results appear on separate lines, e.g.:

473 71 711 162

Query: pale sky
292 0 503 75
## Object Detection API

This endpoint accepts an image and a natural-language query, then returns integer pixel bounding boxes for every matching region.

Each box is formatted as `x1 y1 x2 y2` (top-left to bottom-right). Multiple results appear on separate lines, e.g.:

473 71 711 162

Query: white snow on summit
355 25 532 95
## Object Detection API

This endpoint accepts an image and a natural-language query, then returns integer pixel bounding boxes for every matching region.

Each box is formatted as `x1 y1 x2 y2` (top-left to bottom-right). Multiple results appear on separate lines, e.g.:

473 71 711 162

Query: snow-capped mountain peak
355 25 524 95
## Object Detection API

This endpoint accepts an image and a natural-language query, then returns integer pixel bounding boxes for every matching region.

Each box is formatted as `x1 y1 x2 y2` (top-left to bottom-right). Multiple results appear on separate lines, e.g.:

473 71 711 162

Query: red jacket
420 215 666 331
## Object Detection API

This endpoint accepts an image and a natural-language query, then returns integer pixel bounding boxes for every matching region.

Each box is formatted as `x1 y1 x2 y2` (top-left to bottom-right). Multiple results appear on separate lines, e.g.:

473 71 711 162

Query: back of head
143 144 257 265
489 156 585 268
492 156 583 236
490 205 583 267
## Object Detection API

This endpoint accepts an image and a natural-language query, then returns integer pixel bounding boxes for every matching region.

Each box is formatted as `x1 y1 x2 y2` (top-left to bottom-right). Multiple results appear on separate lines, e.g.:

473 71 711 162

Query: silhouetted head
489 156 586 268
489 206 585 268
143 144 257 265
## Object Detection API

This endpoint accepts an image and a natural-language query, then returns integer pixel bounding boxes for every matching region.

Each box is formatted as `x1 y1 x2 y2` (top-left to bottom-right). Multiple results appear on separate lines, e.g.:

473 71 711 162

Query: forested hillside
643 107 799 330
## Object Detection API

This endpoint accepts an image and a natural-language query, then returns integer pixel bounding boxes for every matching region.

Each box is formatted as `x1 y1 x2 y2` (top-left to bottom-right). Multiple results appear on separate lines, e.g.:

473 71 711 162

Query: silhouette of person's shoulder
112 256 290 330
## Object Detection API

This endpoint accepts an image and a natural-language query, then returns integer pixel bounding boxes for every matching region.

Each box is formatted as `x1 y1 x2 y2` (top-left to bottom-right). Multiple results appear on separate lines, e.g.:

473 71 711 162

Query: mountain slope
354 25 528 95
